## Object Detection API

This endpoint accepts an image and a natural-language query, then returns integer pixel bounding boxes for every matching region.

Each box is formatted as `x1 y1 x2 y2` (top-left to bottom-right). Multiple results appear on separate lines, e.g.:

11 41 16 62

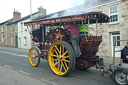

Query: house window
11 37 13 45
109 5 118 22
21 22 23 31
1 35 4 43
1 25 4 32
24 37 27 46
15 24 18 32
10 26 13 34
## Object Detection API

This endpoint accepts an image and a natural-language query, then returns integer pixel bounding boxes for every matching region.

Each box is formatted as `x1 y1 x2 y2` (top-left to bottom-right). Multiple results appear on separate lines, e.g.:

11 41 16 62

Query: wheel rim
115 71 127 84
48 42 70 76
28 48 39 66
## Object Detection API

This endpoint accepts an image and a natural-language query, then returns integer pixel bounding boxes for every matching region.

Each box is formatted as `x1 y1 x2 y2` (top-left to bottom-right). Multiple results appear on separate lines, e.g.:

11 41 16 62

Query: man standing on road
64 22 81 58
122 42 128 60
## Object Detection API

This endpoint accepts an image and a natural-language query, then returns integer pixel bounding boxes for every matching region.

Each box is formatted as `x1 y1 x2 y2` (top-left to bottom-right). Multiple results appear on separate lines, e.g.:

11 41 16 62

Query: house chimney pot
13 9 21 20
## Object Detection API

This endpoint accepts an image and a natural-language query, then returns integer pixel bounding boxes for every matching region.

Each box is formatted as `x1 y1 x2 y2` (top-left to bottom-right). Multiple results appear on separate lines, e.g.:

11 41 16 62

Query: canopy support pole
88 19 90 37
81 20 88 42
96 19 99 36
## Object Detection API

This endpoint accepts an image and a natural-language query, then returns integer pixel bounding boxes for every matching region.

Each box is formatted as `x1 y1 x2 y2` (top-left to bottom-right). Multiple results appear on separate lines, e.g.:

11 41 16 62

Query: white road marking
0 51 28 57
4 65 12 69
19 70 29 75
41 79 57 85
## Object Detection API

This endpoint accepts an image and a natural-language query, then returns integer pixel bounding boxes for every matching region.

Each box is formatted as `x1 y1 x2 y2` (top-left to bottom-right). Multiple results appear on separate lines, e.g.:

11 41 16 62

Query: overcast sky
0 0 84 23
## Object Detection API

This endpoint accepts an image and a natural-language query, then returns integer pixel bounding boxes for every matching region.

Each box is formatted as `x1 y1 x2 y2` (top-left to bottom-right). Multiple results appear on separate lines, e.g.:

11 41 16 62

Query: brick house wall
0 24 8 46
0 10 20 48
7 24 18 48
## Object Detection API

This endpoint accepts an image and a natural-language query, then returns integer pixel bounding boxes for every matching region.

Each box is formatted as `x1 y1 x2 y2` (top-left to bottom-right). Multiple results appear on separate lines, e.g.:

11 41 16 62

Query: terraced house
0 7 46 49
0 10 21 48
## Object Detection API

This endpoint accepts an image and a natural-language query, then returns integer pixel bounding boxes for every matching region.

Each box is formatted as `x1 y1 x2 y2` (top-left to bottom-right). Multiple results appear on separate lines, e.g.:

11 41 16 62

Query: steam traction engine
24 12 110 76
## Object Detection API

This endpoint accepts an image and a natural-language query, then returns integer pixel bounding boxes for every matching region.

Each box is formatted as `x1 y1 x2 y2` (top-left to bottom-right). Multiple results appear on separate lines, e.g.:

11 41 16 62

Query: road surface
0 47 115 85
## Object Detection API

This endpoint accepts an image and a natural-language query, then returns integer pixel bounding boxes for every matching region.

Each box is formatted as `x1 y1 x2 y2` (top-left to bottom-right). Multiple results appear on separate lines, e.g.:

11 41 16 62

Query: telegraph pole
30 0 32 21
30 0 33 48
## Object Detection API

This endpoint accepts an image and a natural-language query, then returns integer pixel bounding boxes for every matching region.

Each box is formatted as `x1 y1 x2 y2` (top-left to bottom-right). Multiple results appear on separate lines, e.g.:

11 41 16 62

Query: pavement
101 56 128 68
0 64 49 85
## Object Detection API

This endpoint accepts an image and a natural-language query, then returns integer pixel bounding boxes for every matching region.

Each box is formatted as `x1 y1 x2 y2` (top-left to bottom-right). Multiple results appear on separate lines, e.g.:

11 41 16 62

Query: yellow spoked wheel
28 47 40 67
48 41 75 76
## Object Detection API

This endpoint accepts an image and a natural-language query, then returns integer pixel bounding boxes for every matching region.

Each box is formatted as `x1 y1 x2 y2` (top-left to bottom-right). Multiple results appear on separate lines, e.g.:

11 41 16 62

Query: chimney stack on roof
13 9 21 20
38 5 46 16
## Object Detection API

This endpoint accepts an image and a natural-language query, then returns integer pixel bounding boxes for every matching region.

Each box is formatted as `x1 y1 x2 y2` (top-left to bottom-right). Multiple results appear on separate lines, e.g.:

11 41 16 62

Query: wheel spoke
32 50 34 55
53 59 57 61
62 59 70 63
33 50 36 55
60 45 61 55
53 62 58 67
63 46 64 54
59 30 60 34
55 33 57 36
35 51 38 56
51 53 58 57
64 62 69 69
54 48 59 56
59 63 63 73
58 60 60 70
55 45 60 54
35 59 38 64
34 50 36 54
61 60 66 71
62 56 69 59
30 53 33 59
62 51 68 56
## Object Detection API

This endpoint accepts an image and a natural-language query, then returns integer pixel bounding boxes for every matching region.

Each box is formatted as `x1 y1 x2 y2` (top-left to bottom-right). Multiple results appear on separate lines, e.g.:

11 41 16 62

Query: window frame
21 22 23 32
11 37 13 46
24 37 27 46
10 26 13 34
15 24 18 33
109 5 119 23
1 35 4 43
1 25 4 32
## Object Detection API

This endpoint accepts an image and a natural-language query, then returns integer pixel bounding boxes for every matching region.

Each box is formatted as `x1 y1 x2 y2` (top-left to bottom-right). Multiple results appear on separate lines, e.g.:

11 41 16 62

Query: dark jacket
122 46 128 59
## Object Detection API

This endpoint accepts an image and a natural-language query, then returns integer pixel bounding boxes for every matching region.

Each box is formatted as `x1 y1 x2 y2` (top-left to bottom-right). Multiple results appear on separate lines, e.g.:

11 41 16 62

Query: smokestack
13 9 21 20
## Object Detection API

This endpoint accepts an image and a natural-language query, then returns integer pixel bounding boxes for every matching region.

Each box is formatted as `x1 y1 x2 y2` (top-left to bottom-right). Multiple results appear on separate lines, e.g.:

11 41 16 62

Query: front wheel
28 47 40 67
48 41 75 76
113 68 128 85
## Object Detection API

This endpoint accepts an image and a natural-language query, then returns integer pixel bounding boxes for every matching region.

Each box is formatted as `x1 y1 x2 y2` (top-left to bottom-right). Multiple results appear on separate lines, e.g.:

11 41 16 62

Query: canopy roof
24 12 110 26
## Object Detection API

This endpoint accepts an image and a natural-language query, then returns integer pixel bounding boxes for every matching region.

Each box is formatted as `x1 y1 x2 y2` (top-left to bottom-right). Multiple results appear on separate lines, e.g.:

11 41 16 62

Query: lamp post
30 0 32 21
30 0 33 48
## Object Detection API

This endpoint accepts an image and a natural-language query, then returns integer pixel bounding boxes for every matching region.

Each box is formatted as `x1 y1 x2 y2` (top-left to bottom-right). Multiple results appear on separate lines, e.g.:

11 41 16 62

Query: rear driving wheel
28 47 40 67
48 41 75 76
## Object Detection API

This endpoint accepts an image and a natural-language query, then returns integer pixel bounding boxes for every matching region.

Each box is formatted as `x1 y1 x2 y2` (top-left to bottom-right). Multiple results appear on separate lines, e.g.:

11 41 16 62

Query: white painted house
16 7 46 49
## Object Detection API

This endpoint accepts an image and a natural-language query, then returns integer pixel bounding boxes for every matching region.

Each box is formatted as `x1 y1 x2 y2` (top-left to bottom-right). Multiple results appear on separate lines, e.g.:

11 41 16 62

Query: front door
15 36 18 48
111 33 120 57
